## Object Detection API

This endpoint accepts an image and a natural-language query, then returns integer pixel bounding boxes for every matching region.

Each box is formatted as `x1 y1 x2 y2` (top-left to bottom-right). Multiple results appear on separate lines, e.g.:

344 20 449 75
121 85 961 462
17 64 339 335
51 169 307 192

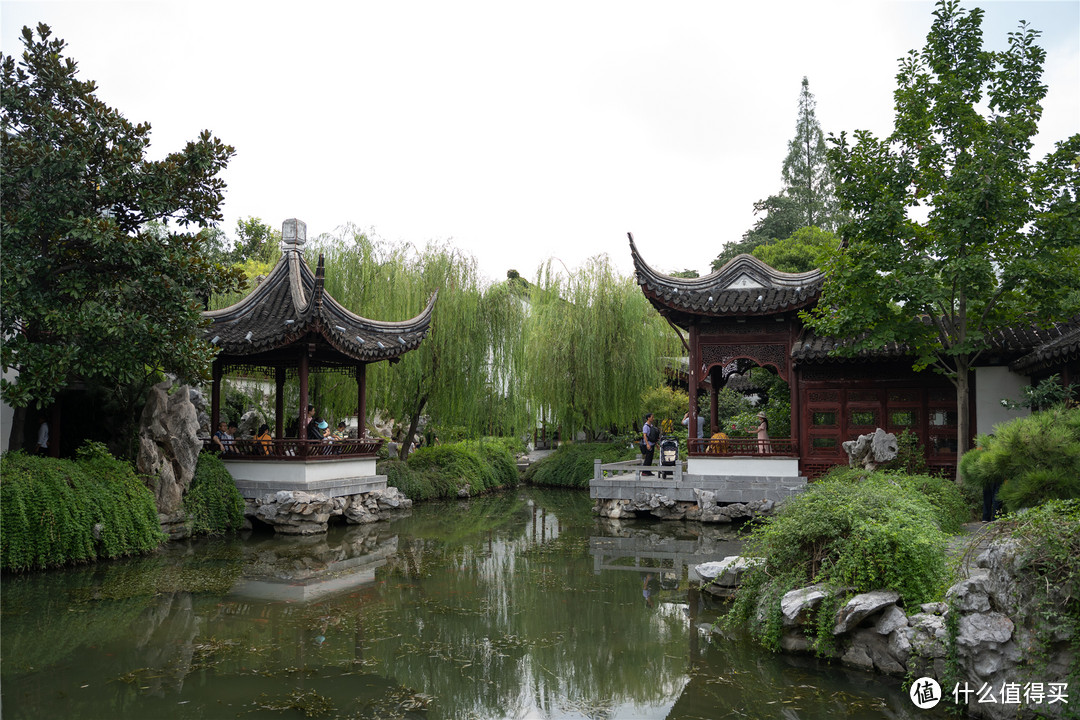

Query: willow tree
317 226 528 455
523 256 679 440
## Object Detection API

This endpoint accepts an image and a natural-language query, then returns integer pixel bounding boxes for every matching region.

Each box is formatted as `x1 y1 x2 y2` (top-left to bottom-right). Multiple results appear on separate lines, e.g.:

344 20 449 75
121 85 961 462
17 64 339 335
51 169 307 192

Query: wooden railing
687 436 797 457
205 437 384 460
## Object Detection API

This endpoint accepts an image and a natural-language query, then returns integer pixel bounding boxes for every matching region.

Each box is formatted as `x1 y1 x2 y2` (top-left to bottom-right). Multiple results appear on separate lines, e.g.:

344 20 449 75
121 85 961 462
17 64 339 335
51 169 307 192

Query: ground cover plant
725 467 957 653
522 441 637 489
959 405 1080 511
184 453 246 536
0 443 165 571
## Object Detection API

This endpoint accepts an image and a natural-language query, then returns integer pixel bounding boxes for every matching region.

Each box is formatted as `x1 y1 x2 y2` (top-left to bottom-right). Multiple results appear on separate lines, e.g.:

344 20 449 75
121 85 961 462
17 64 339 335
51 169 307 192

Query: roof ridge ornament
281 218 307 253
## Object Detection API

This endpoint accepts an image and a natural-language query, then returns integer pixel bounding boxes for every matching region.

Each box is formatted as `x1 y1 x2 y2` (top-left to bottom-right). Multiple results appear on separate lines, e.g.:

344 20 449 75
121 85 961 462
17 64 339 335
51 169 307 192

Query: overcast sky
2 1 1077 283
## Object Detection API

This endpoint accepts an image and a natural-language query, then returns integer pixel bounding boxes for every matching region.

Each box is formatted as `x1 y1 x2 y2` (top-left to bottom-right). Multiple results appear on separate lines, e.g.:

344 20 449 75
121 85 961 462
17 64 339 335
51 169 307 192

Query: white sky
2 0 1077 283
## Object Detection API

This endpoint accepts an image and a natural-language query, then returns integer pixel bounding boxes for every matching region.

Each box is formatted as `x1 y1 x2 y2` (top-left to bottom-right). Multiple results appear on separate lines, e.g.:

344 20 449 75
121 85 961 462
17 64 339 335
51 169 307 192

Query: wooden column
710 366 719 433
211 359 223 432
688 323 699 451
298 351 309 453
788 321 802 465
356 363 367 438
275 367 286 439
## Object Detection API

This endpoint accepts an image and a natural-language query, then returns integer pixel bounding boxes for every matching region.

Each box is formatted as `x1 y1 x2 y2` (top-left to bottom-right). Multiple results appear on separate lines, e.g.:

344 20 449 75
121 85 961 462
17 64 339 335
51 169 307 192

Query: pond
1 487 939 719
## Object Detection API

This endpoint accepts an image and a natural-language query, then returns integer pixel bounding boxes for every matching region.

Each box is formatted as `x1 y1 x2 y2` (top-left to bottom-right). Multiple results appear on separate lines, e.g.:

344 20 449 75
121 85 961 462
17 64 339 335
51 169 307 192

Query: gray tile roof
1010 322 1080 374
204 249 434 364
629 235 824 321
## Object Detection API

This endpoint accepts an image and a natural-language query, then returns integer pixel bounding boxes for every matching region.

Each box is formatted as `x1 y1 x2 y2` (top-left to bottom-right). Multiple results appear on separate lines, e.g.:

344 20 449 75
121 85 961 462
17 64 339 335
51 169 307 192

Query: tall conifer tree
780 76 838 231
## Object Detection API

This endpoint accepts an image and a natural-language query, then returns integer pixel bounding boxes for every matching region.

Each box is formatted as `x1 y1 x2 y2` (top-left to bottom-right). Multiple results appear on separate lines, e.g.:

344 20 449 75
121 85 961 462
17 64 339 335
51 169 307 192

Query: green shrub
184 454 245 536
523 441 636 489
959 406 1080 511
382 440 519 500
890 428 929 474
1 444 165 572
726 470 951 652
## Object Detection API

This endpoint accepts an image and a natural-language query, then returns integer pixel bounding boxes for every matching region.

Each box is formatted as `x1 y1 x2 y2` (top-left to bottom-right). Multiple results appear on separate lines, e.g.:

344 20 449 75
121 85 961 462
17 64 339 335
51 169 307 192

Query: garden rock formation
245 487 413 535
137 381 202 521
594 493 778 523
842 428 899 470
699 538 1075 719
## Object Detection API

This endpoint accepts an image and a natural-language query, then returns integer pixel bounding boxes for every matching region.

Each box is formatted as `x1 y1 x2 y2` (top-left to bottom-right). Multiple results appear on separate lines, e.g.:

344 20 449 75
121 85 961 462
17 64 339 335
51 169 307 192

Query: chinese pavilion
202 218 434 497
629 235 1077 479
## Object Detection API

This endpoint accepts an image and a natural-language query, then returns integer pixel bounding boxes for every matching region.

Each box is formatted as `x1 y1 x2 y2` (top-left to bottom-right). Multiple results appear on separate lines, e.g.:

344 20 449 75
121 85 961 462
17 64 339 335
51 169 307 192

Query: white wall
976 366 1031 436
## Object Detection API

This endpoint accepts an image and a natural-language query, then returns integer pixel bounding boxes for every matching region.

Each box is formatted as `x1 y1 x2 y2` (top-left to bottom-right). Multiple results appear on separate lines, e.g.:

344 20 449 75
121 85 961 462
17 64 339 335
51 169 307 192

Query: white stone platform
223 456 387 499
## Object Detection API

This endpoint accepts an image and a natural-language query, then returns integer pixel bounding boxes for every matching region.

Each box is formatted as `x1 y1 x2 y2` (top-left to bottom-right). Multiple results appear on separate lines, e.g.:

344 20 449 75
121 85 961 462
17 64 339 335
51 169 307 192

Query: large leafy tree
751 226 840 274
316 227 530 457
1 24 243 449
523 256 679 440
804 1 1080 466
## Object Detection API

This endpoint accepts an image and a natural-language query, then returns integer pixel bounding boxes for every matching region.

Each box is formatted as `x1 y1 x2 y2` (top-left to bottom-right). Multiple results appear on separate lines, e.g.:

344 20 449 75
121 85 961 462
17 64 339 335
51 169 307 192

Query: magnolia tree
1 25 243 450
804 0 1080 469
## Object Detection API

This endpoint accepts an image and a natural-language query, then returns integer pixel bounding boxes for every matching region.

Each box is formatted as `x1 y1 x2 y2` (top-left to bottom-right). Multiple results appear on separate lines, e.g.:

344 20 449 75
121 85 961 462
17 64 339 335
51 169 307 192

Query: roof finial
281 219 307 252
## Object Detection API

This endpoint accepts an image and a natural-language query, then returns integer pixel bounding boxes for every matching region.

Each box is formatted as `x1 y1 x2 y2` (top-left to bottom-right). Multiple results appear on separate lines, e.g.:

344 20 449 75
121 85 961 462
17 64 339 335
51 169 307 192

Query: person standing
756 411 771 453
682 411 704 439
35 415 49 456
640 412 659 476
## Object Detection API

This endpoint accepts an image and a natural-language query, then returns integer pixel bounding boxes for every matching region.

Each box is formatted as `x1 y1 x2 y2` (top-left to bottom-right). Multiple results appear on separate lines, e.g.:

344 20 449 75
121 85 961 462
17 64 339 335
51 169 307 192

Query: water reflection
2 489 934 719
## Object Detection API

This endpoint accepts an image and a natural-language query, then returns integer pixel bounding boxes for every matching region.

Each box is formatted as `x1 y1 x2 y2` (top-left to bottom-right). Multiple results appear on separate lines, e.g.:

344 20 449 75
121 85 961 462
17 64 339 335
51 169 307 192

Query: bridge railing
593 458 683 482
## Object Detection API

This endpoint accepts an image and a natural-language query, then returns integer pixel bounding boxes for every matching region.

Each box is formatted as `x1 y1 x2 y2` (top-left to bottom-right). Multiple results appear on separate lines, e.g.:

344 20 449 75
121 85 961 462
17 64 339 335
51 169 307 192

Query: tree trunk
399 394 428 461
955 354 972 482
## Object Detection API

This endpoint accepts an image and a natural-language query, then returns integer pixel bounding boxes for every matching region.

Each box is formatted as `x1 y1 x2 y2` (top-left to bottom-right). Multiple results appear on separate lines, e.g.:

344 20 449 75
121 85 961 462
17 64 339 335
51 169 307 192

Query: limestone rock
956 612 1013 649
780 584 829 627
874 604 908 635
842 428 898 470
136 381 201 517
946 576 992 613
833 590 900 635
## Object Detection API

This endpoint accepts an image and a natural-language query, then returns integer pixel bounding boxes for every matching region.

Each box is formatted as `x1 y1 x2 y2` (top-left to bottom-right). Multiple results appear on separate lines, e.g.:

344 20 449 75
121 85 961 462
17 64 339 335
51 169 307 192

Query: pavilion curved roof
204 222 434 367
629 235 825 324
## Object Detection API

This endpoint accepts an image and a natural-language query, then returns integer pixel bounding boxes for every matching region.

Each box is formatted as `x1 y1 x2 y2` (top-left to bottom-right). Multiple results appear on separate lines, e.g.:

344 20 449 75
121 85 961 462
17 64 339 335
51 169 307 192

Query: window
850 410 877 426
889 410 918 427
929 409 957 427
812 411 837 426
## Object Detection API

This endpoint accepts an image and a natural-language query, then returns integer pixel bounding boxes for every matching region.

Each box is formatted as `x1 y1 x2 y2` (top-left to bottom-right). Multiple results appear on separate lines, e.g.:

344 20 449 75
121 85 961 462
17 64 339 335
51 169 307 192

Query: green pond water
1 487 940 719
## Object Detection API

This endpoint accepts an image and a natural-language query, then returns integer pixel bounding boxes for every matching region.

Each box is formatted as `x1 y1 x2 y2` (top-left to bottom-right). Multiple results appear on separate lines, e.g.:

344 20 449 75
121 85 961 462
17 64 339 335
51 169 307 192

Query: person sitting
212 421 234 453
707 431 729 455
255 424 273 455
331 421 348 441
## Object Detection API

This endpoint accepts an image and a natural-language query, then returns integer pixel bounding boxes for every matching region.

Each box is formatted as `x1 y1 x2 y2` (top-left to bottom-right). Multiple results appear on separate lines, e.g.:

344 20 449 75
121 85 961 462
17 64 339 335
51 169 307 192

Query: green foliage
890 428 929 475
524 256 680 439
383 440 519 500
726 469 952 651
640 386 688 432
315 227 530 449
959 406 1080 511
0 25 244 418
0 443 165 571
804 1 1080 462
1001 374 1077 412
751 227 839 274
523 442 636 489
183 453 245 536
